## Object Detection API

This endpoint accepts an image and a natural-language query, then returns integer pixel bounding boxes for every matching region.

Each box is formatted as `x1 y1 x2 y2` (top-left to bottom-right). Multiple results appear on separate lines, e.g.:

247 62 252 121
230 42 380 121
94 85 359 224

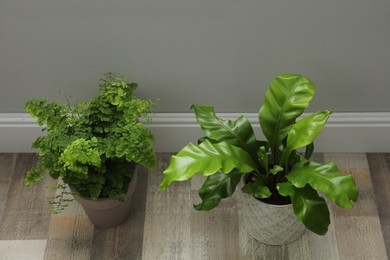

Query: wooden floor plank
333 216 387 260
54 179 85 216
142 153 192 260
239 224 289 260
0 239 46 260
44 215 94 260
191 173 240 260
323 153 369 170
324 154 387 260
367 153 390 259
190 193 239 260
0 154 16 222
235 188 289 260
331 169 379 217
287 206 340 259
0 153 388 260
0 154 56 240
288 152 341 260
90 166 149 260
287 228 340 260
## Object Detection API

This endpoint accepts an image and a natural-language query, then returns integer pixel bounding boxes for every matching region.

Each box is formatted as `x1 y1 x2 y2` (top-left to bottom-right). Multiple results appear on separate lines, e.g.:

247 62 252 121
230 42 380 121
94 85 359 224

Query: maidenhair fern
25 73 156 211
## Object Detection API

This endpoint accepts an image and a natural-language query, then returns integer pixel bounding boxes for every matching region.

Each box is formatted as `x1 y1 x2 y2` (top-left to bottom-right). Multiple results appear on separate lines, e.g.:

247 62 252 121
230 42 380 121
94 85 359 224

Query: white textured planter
240 192 306 245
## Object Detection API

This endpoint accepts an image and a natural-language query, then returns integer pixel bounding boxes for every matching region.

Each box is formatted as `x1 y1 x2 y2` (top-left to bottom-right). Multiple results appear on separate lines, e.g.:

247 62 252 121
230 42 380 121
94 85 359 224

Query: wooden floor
0 153 389 260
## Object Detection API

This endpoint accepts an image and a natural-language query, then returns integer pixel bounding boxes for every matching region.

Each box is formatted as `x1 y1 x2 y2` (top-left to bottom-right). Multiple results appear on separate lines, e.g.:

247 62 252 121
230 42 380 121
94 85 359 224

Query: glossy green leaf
277 182 330 235
160 140 258 190
242 174 272 198
197 136 217 145
257 146 269 174
280 110 332 166
287 151 303 168
259 74 316 163
304 142 315 160
269 165 283 175
287 161 359 208
194 170 243 211
192 105 259 156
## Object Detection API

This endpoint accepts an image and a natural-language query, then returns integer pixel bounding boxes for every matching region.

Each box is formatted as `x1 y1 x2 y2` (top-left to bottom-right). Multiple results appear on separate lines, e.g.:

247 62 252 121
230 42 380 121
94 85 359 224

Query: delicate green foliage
25 162 46 185
194 170 243 210
60 138 102 175
160 73 359 236
47 183 74 214
25 73 157 211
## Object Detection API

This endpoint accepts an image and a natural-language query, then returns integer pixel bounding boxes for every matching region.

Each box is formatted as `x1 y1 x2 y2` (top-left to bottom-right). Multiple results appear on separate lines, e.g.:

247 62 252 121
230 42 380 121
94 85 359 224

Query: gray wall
1 0 389 113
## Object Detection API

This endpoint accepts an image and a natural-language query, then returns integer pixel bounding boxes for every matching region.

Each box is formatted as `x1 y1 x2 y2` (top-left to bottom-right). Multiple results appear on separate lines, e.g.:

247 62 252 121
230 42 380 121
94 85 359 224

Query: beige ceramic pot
72 172 137 228
240 191 306 245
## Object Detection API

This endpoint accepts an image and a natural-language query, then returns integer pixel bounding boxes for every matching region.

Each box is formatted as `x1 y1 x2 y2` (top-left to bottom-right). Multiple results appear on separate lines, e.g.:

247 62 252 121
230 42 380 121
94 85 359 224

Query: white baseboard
1 112 390 153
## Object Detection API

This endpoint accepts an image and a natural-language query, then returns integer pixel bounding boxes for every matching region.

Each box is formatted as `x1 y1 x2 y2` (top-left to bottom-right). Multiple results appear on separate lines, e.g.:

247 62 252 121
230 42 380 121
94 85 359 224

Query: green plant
25 73 157 213
160 74 358 235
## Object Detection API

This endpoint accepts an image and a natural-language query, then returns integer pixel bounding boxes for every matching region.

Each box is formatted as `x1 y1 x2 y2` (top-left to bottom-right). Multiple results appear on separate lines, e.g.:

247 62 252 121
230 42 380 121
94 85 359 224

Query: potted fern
160 74 359 244
25 73 157 227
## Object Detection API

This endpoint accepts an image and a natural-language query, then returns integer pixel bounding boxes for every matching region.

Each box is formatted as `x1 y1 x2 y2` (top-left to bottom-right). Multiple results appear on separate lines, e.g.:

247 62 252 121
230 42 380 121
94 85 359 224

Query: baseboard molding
1 112 390 153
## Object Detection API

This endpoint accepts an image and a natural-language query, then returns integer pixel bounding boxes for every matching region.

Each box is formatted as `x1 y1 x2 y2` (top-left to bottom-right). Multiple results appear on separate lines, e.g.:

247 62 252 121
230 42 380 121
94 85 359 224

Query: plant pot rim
240 189 306 245
73 171 138 228
242 191 293 208
70 172 137 209
242 173 292 207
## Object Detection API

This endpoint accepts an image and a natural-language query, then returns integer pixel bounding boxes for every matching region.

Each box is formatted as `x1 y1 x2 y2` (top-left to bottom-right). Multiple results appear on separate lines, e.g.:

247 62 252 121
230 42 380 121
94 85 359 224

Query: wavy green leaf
242 174 272 199
194 170 243 211
259 74 316 163
257 146 269 174
277 182 330 235
269 165 283 175
304 142 315 160
192 105 259 156
280 110 332 166
160 140 258 190
287 161 359 208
